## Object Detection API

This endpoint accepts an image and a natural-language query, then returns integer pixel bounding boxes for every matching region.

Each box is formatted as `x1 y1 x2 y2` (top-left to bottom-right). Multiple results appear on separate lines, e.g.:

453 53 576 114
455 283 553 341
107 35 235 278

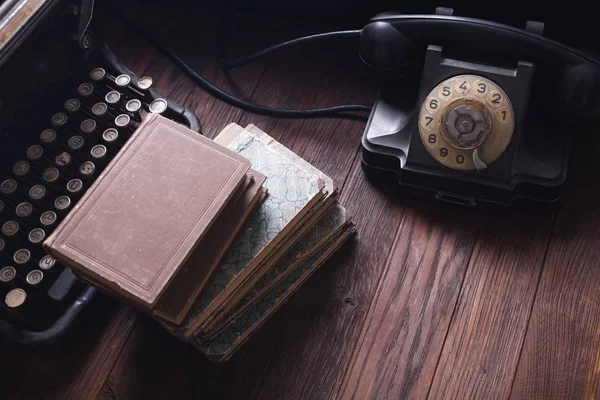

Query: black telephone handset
359 7 600 209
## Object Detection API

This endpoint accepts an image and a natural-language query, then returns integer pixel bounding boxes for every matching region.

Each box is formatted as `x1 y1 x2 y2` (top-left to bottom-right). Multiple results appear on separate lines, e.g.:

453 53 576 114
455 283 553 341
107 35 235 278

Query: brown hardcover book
153 171 268 324
44 113 252 310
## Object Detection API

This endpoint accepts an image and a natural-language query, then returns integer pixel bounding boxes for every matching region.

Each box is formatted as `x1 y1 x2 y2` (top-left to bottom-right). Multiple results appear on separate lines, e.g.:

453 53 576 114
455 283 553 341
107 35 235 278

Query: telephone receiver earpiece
359 11 600 119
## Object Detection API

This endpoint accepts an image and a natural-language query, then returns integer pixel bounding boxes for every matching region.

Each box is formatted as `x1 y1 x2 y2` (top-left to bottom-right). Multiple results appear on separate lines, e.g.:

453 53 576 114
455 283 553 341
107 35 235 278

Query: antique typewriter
0 0 199 344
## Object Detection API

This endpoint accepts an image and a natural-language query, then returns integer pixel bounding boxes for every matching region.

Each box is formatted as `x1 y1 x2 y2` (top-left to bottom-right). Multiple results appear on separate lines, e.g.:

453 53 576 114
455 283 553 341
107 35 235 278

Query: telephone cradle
359 7 600 210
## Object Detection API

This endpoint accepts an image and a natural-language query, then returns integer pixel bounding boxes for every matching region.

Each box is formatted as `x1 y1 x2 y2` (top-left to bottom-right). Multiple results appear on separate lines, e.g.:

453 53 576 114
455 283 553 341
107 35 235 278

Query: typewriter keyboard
0 66 167 332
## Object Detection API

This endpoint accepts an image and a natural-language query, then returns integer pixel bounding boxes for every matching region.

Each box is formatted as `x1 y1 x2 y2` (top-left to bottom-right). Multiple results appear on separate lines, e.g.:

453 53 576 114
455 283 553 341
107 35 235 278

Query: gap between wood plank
506 211 559 398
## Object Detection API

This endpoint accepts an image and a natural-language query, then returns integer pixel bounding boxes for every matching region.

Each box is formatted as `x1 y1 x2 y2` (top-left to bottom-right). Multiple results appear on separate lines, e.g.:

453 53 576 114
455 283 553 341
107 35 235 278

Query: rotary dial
418 74 515 170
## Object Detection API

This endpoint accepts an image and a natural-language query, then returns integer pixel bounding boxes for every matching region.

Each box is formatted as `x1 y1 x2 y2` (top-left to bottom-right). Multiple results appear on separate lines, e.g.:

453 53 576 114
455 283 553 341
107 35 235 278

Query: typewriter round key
1 179 17 195
55 196 71 211
40 211 57 227
29 185 46 201
115 114 131 128
12 161 30 177
137 76 153 90
2 221 19 237
77 83 94 97
55 152 73 167
0 266 16 283
28 228 45 245
125 99 142 113
79 161 96 178
26 270 43 286
39 255 56 270
51 112 68 128
89 67 106 82
91 145 107 160
417 74 515 171
40 129 57 144
15 202 33 218
67 178 84 194
14 249 31 265
149 98 168 114
105 90 121 105
92 102 109 117
64 98 82 113
5 288 26 308
42 168 60 184
115 74 131 87
102 128 120 144
80 119 97 134
26 145 44 161
67 135 85 152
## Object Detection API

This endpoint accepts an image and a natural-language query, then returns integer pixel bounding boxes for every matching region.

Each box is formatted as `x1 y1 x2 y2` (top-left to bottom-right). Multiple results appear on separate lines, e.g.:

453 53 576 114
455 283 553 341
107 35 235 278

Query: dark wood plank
427 212 553 399
336 201 479 400
511 134 600 399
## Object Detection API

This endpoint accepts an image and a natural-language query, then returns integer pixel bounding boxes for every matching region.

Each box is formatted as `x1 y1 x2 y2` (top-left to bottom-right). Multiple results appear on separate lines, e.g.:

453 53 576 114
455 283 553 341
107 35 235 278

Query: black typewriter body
0 0 199 344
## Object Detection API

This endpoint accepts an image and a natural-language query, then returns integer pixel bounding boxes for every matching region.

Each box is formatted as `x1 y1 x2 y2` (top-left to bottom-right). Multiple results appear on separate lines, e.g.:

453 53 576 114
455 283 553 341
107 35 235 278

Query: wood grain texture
337 201 479 400
427 211 553 399
511 134 600 400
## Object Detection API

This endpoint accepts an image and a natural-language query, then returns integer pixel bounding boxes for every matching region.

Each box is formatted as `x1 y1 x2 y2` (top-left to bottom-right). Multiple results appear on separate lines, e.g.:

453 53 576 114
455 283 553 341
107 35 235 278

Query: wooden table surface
2 3 600 399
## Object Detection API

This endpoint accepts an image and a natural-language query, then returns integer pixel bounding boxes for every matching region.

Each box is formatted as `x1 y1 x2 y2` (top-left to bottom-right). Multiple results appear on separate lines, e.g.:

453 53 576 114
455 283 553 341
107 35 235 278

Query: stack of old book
44 113 355 363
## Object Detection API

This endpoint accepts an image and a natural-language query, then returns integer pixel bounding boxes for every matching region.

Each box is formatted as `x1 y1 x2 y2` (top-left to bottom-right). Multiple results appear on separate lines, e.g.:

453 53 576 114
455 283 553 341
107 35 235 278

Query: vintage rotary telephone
359 7 600 209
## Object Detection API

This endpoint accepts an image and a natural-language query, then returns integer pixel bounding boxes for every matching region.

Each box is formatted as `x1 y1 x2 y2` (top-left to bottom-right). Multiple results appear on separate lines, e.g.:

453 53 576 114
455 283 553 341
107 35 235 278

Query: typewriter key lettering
5 288 26 308
40 211 57 226
40 129 57 144
0 266 15 283
55 196 71 211
51 112 68 127
68 135 85 151
28 228 45 244
67 179 83 193
89 67 106 81
39 255 56 270
105 90 121 104
80 119 97 134
55 152 72 167
149 98 168 114
92 102 108 117
115 114 131 127
1 179 17 194
29 185 46 200
102 128 119 143
126 99 142 113
64 98 81 113
26 145 43 160
26 270 43 285
14 249 30 265
43 167 60 183
79 161 95 177
2 221 18 236
12 161 29 176
115 74 131 86
137 76 153 90
77 83 94 97
15 202 33 218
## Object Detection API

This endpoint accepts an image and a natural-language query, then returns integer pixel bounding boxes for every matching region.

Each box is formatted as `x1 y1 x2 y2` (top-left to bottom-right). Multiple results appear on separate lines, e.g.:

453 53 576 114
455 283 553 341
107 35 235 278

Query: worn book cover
44 113 252 310
170 125 330 338
191 213 356 363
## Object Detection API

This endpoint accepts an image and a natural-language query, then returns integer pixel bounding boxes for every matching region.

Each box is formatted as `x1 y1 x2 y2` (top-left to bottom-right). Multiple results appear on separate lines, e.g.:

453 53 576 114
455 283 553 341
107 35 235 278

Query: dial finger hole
420 114 436 131
486 91 503 108
425 97 441 114
454 79 471 95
